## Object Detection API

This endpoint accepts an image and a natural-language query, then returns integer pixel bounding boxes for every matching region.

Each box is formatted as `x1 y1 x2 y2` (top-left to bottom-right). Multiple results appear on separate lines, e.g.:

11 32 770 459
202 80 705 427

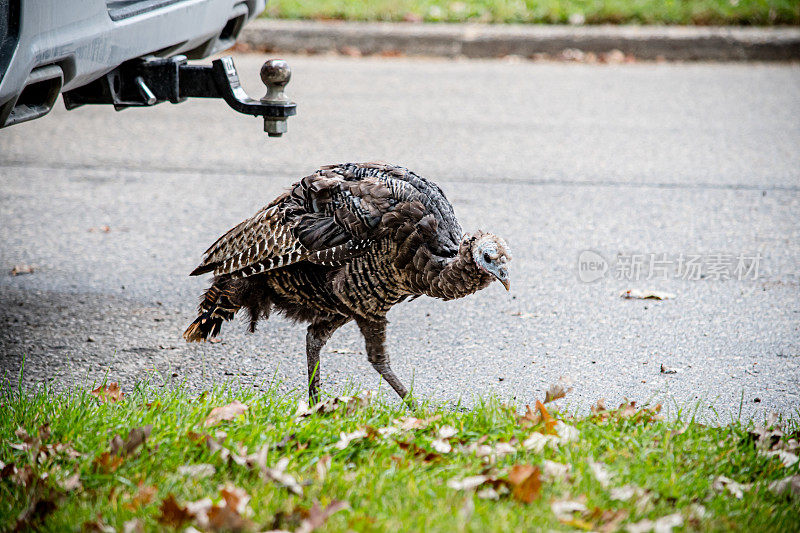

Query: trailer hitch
63 56 295 137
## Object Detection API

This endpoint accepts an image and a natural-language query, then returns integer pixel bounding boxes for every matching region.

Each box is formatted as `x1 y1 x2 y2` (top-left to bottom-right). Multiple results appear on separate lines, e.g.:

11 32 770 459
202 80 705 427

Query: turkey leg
306 315 350 404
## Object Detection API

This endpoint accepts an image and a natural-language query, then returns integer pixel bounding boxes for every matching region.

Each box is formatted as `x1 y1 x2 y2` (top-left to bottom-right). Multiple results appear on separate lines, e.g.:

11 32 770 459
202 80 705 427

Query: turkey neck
415 246 493 301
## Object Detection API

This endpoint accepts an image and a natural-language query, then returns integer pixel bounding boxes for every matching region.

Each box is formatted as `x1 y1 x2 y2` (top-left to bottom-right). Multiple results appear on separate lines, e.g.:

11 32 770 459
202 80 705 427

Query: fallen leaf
625 512 683 533
516 404 541 427
760 449 799 468
555 421 580 443
431 438 452 453
522 432 559 453
660 364 679 374
294 394 372 422
620 289 675 300
507 464 541 503
177 464 216 478
588 460 613 488
438 425 457 439
448 475 489 491
204 401 248 427
334 429 367 450
10 264 35 276
296 500 349 533
110 425 152 457
315 455 331 481
767 475 800 500
610 485 637 501
91 383 124 403
544 377 573 404
93 452 123 473
542 460 571 481
395 414 441 431
126 483 157 510
263 457 303 496
712 475 751 499
551 500 587 521
59 472 82 492
158 494 193 529
123 518 144 533
477 487 500 500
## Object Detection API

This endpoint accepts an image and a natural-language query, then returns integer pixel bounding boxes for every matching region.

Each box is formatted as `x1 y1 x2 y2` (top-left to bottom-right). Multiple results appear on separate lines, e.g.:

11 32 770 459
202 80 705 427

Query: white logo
577 250 608 283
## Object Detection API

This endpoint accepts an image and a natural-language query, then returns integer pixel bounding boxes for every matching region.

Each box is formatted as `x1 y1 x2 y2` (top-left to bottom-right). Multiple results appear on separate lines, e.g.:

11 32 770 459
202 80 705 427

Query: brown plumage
184 162 511 404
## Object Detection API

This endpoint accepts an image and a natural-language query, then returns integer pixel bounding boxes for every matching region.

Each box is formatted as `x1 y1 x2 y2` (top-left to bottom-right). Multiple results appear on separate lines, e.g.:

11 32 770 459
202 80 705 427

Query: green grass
262 0 800 26
1 381 799 532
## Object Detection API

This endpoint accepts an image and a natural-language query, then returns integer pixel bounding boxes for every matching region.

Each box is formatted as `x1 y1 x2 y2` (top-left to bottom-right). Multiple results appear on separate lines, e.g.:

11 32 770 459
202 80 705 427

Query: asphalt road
1 54 798 421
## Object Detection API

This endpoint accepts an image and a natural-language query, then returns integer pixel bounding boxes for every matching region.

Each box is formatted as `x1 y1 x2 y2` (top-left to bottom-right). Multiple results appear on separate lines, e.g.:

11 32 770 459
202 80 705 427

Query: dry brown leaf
516 404 542 427
263 457 303 496
110 425 152 457
296 500 349 533
542 460 571 481
59 472 82 492
294 394 372 422
10 264 35 276
395 414 442 431
431 439 452 453
126 483 157 511
398 441 441 463
544 377 573 404
157 494 193 529
204 401 248 427
91 383 124 403
93 452 123 473
767 475 800 499
507 464 541 503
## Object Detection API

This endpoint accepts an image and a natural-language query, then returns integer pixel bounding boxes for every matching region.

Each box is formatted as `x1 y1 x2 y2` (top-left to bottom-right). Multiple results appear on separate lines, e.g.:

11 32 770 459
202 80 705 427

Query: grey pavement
0 53 798 421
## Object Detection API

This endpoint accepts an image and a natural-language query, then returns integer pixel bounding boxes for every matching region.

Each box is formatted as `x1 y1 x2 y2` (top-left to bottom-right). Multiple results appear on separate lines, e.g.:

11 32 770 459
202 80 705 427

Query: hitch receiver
63 56 296 137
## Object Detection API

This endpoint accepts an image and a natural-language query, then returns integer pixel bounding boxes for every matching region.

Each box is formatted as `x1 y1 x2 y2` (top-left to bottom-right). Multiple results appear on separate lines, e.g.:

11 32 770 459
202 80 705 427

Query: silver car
0 0 295 134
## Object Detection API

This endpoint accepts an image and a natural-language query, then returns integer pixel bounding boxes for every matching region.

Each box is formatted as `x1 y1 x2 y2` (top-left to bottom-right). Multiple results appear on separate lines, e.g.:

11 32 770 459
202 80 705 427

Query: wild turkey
184 162 511 404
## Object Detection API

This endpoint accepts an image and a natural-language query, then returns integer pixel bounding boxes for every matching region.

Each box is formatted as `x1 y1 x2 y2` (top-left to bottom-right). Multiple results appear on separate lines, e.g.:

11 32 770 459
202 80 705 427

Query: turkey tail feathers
183 280 239 342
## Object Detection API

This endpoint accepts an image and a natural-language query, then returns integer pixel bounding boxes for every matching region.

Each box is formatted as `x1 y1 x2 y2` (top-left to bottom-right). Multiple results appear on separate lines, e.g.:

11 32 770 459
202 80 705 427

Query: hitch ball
260 59 292 137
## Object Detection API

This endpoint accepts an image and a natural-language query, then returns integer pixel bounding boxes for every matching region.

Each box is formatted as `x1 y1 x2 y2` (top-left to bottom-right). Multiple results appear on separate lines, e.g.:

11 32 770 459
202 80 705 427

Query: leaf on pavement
619 289 675 300
544 377 573 404
507 464 541 503
204 401 248 427
157 494 193 529
10 264 35 276
91 383 124 403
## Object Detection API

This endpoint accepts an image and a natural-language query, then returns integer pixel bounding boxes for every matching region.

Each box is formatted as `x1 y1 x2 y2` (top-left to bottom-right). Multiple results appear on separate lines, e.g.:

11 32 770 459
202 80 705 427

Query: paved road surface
1 54 798 420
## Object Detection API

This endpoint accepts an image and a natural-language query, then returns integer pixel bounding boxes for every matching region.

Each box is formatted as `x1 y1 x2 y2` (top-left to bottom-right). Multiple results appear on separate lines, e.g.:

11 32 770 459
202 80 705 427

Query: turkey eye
483 252 491 263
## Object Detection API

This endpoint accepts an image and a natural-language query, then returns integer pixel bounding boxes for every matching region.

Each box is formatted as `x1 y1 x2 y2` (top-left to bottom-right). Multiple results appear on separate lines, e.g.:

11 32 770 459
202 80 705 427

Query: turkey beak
492 265 510 291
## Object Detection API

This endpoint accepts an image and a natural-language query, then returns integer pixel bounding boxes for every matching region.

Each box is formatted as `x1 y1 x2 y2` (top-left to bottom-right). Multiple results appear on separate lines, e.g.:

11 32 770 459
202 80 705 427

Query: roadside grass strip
1 381 798 531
